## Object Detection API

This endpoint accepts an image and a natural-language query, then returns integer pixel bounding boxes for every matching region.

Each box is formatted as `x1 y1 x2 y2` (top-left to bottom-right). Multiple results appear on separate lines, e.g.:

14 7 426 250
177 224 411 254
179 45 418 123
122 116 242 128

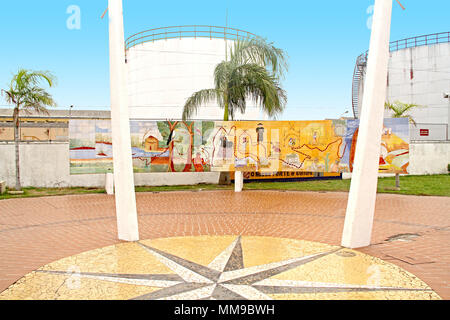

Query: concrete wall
0 142 219 188
409 141 450 175
1 141 448 188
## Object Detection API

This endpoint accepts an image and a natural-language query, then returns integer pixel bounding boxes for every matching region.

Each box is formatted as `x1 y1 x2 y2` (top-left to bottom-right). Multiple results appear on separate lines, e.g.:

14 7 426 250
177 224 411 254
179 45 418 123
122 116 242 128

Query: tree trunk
13 108 21 191
218 172 231 185
219 97 231 185
223 95 229 121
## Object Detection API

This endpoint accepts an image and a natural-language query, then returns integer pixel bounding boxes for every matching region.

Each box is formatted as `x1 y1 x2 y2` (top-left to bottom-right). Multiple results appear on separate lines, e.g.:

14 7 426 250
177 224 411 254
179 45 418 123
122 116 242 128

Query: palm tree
1 69 57 191
182 38 288 184
385 101 422 126
182 38 288 121
384 100 424 188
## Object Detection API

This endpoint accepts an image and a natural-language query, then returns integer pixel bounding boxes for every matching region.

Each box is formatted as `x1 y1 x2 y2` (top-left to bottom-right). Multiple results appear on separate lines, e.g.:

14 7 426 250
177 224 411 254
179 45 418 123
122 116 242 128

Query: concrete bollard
234 171 244 193
0 181 6 194
105 173 115 195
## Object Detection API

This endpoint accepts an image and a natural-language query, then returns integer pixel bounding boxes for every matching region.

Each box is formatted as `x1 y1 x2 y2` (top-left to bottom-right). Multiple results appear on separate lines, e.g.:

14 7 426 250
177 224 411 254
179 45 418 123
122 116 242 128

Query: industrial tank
125 26 264 121
352 32 450 141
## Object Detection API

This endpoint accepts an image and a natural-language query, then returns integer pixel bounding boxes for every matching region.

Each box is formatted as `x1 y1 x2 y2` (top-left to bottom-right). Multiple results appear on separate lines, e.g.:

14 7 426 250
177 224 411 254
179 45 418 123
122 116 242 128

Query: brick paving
0 190 449 299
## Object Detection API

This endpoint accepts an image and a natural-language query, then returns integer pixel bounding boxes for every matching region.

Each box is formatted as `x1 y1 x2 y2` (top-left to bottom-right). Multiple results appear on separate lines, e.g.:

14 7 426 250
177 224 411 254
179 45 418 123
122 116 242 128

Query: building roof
0 108 111 120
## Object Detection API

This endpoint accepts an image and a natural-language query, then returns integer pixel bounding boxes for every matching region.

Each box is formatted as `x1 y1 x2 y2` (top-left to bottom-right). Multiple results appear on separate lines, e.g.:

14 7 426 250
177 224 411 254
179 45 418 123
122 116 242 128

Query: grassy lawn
0 174 448 200
243 174 450 197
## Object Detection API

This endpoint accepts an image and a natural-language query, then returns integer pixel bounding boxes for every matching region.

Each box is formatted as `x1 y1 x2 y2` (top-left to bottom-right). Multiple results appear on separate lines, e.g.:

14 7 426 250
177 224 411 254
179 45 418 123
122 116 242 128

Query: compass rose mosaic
0 236 440 300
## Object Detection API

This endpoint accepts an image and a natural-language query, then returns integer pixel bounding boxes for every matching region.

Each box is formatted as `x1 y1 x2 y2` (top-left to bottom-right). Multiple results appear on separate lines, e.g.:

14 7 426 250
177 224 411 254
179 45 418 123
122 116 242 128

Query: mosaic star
37 236 432 300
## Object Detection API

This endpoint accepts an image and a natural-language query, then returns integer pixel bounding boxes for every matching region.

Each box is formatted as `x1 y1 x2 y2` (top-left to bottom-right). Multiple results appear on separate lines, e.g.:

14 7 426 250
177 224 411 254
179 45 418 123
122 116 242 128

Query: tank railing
125 25 261 50
389 31 450 52
357 31 450 62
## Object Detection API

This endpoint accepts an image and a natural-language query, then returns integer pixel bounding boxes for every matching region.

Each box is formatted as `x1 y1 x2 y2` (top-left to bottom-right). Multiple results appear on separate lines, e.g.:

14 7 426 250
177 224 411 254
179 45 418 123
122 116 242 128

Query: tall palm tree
384 100 424 188
182 38 288 121
1 69 57 191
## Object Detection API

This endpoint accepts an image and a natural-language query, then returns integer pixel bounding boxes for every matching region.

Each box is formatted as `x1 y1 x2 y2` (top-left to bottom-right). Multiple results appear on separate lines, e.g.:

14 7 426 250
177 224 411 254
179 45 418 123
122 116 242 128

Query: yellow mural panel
0 127 14 141
209 120 347 173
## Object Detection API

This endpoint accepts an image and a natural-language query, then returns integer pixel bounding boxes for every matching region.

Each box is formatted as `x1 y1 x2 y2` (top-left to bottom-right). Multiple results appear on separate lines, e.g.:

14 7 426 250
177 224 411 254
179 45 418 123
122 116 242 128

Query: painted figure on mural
312 131 318 145
288 137 296 147
193 152 205 172
330 160 340 173
220 134 228 160
256 123 265 143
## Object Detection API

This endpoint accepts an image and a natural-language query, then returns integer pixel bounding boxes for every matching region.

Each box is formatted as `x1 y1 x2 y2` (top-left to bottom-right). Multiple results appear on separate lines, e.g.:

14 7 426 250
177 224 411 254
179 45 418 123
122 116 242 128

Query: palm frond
227 63 287 119
385 101 423 126
2 69 57 115
229 38 289 79
182 89 224 120
12 69 56 92
214 61 233 91
1 89 16 104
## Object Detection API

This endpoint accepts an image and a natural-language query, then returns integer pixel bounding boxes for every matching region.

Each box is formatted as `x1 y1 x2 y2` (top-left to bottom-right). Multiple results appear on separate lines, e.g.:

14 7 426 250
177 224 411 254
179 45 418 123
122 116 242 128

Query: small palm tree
1 69 57 191
384 100 424 188
384 101 421 126
182 38 288 121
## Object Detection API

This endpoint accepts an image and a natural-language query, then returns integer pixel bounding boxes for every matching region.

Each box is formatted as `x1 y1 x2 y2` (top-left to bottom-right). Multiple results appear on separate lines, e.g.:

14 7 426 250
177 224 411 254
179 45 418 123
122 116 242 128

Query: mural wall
0 120 68 142
69 119 410 175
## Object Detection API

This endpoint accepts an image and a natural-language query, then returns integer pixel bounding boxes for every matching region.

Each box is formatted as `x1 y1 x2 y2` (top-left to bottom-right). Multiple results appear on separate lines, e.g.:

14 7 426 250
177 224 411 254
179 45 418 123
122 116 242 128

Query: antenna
226 8 229 30
395 0 406 10
101 7 109 19
225 7 229 62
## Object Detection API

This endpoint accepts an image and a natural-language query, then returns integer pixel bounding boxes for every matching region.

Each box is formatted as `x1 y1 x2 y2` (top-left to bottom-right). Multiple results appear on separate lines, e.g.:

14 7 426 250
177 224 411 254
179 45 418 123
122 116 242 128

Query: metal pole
108 0 139 241
341 0 393 249
444 93 450 140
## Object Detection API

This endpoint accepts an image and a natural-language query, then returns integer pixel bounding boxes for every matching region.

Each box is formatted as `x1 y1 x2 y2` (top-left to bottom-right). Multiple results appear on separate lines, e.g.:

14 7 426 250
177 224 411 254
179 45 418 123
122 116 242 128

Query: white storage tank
125 26 265 121
353 32 450 141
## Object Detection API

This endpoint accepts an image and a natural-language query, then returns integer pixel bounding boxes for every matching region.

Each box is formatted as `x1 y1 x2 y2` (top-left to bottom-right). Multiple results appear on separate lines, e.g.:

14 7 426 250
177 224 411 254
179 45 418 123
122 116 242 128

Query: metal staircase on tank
351 52 368 119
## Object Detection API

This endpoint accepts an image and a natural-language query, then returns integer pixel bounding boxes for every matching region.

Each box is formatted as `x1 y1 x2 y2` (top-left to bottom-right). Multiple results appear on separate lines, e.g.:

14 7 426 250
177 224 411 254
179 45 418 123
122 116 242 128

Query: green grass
0 187 106 200
0 174 448 200
243 175 450 197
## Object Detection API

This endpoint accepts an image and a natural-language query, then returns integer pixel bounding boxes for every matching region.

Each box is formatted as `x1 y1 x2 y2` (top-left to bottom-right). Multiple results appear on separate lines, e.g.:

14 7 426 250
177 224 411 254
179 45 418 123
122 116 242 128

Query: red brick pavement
0 191 449 299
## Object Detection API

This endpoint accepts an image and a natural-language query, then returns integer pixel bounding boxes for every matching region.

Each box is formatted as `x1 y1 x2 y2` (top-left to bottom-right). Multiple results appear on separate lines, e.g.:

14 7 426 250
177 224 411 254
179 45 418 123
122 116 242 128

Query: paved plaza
0 190 449 300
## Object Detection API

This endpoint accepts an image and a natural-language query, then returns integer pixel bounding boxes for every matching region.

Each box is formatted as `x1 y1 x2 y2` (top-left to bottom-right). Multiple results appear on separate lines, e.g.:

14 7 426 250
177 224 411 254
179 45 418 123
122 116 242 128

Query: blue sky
0 0 449 120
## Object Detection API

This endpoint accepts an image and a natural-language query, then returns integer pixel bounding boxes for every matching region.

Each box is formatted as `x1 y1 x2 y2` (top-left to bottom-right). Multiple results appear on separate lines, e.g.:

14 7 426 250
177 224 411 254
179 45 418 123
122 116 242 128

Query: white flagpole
108 0 139 241
341 0 393 248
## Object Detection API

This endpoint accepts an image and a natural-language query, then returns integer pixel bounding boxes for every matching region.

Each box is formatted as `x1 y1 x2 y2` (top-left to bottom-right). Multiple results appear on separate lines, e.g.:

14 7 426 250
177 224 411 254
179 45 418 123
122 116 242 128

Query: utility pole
445 93 450 140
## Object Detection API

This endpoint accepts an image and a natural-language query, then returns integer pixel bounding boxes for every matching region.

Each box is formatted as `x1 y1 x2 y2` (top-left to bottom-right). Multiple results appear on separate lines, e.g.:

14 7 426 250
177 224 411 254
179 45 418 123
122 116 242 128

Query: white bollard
105 173 114 195
234 171 244 193
0 181 6 194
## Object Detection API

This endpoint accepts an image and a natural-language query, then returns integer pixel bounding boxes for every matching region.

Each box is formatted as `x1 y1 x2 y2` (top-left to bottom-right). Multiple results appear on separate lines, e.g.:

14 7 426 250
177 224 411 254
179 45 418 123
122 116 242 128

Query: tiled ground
0 190 449 299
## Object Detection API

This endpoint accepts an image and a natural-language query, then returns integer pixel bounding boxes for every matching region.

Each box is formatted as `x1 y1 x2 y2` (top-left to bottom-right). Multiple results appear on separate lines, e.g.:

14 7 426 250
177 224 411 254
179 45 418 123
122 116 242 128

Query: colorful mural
343 118 410 174
69 119 410 175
